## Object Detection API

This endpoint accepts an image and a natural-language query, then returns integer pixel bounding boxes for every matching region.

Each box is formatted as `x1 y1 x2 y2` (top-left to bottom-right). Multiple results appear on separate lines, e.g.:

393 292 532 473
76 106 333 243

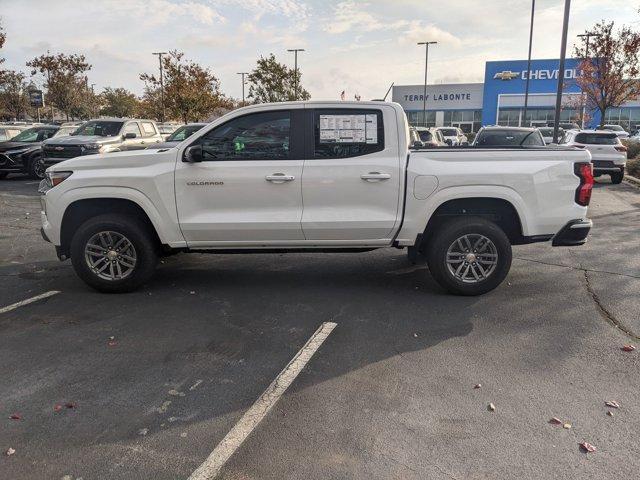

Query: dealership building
392 58 640 133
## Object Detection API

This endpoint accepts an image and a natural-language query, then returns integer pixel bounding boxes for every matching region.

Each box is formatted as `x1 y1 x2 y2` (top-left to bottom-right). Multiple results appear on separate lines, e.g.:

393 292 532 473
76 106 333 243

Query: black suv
0 125 59 179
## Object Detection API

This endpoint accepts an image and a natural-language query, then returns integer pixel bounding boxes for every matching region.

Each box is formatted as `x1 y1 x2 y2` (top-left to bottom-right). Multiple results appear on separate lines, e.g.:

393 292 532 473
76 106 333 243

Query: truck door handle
361 172 391 181
266 173 295 183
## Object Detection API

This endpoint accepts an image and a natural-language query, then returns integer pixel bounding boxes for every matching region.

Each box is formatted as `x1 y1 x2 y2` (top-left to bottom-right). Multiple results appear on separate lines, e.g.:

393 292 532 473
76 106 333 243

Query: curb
623 174 640 188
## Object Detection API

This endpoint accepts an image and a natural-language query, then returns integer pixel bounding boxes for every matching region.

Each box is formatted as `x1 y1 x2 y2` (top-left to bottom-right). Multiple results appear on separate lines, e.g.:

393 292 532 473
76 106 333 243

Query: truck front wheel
426 217 512 296
70 214 158 293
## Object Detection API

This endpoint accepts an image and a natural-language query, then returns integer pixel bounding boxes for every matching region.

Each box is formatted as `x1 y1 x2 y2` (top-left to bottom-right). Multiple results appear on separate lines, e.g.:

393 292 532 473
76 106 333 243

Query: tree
0 19 6 71
100 87 139 118
140 50 229 123
574 21 640 128
26 52 92 120
0 70 29 120
138 86 164 121
247 54 310 103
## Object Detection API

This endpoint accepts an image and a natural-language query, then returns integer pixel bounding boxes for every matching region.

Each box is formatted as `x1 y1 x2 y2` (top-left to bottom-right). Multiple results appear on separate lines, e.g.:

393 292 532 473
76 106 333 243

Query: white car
436 127 468 146
596 124 629 139
560 129 627 184
39 101 593 296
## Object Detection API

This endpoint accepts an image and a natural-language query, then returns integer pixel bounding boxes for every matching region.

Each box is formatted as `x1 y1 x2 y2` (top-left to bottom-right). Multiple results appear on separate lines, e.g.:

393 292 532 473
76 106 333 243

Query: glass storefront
405 109 482 132
604 107 640 132
497 108 581 127
406 111 436 127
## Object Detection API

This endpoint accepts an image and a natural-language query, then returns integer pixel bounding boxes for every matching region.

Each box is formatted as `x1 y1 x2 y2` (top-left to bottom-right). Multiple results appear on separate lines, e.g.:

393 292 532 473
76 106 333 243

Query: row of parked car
0 119 207 180
409 123 629 184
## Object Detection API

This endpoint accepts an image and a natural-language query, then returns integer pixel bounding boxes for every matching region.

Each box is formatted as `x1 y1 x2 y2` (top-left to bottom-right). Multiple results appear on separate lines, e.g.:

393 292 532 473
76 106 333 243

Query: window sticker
319 114 378 144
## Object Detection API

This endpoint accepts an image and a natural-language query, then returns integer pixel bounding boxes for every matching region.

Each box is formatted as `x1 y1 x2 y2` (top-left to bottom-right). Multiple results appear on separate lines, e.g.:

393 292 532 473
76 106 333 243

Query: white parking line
188 321 338 480
0 290 60 314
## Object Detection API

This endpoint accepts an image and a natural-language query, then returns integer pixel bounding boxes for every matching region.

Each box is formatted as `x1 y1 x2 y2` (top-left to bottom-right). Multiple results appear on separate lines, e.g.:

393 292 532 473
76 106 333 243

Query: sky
0 0 638 101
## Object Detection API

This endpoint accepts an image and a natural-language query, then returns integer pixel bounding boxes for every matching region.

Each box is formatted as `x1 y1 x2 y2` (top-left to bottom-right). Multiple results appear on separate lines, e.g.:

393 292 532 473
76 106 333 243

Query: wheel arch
420 196 527 249
59 198 163 258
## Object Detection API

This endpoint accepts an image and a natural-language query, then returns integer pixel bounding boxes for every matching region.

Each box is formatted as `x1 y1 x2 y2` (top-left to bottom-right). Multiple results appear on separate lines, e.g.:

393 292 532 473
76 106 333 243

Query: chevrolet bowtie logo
493 70 520 81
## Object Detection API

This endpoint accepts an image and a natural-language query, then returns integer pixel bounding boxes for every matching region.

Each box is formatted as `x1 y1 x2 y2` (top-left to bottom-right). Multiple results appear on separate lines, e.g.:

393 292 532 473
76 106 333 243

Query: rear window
575 133 619 145
417 131 433 142
313 109 384 159
439 128 457 136
475 129 544 147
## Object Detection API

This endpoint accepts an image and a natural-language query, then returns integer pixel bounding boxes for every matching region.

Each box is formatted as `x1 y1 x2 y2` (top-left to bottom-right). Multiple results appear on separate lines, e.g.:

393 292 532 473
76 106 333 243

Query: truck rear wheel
426 217 512 296
610 172 624 184
70 214 158 293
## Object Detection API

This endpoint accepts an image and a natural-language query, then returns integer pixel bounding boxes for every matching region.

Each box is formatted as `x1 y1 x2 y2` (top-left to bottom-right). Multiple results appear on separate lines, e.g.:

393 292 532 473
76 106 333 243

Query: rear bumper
552 219 592 247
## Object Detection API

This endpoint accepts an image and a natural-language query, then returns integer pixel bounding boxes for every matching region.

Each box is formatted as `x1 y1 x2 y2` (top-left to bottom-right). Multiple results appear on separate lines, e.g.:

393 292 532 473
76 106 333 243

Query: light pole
237 72 249 104
552 0 571 144
287 49 305 100
523 0 536 126
577 32 601 128
152 52 167 122
417 41 437 127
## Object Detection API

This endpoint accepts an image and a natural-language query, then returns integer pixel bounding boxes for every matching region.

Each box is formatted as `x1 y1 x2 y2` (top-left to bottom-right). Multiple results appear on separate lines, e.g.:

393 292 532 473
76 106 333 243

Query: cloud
324 1 388 34
399 21 463 47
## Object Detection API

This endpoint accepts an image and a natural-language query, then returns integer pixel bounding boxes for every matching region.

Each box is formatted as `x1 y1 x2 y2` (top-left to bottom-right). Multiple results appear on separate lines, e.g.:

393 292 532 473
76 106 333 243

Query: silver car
42 118 162 166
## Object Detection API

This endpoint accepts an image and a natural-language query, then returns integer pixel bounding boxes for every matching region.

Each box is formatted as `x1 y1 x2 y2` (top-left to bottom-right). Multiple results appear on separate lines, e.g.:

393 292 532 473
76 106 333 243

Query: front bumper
0 152 27 172
552 219 592 247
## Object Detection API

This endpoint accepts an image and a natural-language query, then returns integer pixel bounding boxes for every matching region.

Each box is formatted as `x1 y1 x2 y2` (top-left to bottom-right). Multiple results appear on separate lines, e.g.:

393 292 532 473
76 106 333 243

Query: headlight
82 143 101 150
45 170 73 187
5 147 32 156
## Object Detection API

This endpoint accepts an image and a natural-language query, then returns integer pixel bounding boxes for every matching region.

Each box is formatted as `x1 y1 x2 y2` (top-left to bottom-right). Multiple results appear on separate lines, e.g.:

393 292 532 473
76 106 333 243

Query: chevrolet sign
493 71 520 81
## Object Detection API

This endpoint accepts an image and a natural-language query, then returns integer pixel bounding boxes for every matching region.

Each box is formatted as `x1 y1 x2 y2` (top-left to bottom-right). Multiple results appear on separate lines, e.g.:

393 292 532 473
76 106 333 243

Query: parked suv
436 127 468 146
473 126 545 147
42 119 162 166
411 127 447 148
560 130 627 184
596 124 629 139
0 125 60 179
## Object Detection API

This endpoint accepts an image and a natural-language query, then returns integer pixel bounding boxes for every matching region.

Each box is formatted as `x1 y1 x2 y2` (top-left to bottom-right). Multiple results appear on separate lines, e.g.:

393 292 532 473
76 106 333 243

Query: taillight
615 145 627 153
574 163 593 207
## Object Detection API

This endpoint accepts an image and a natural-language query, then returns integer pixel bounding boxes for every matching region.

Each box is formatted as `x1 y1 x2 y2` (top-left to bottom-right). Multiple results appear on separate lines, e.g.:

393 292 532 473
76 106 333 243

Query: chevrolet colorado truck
39 101 594 295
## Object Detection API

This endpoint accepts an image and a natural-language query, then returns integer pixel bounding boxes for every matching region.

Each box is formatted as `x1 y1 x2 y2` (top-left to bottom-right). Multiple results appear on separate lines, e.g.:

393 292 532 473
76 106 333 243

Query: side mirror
183 145 203 163
124 132 137 139
411 140 425 149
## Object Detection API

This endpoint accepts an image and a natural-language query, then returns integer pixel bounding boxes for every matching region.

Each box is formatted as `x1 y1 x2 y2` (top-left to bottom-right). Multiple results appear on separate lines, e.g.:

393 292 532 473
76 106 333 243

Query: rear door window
574 133 619 145
124 122 143 137
141 122 157 136
313 109 384 159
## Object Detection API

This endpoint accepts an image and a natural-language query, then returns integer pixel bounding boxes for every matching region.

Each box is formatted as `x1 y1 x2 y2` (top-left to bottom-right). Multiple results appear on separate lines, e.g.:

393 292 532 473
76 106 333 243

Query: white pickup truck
39 101 594 295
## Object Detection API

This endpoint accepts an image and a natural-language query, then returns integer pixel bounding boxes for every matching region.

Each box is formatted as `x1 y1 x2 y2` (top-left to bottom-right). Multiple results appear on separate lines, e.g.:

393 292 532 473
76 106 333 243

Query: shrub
622 139 640 160
627 157 640 178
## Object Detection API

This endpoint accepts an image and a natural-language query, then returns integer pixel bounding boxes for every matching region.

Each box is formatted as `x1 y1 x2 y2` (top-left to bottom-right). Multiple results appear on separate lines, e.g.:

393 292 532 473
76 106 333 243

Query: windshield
158 124 177 134
417 131 433 142
73 121 123 137
439 128 458 136
10 127 41 142
475 129 544 147
575 133 619 145
54 126 78 137
167 125 205 142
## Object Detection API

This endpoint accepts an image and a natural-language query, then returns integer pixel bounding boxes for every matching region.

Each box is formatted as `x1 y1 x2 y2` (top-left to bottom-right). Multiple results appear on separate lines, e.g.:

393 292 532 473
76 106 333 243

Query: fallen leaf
108 336 115 341
563 423 572 429
6 447 15 456
621 345 636 352
53 404 63 412
180 432 187 438
607 411 614 417
189 291 196 295
579 442 596 453
549 417 563 425
168 389 185 397
413 333 418 338
9 413 21 420
488 403 496 412
138 428 148 436
65 402 77 409
474 384 482 389
107 341 117 347
605 401 620 409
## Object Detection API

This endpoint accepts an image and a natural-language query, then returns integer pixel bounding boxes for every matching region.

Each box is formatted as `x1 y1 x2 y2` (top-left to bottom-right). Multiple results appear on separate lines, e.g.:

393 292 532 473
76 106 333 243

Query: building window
407 110 436 127
443 109 482 132
500 107 581 127
605 107 640 132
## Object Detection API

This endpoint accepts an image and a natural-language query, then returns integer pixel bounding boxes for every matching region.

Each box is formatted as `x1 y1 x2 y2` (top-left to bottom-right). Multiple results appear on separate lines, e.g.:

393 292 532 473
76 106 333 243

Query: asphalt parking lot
1 175 639 480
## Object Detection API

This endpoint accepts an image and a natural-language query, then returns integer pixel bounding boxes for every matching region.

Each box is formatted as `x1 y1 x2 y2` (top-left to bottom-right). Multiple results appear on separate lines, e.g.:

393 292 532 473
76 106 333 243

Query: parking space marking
188 321 338 480
0 290 60 314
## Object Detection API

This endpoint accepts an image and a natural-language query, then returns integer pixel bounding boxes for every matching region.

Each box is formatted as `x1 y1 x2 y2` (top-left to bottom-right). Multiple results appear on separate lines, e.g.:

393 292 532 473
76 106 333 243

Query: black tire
27 153 46 179
0 172 8 180
610 172 624 184
70 214 158 293
426 217 512 296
